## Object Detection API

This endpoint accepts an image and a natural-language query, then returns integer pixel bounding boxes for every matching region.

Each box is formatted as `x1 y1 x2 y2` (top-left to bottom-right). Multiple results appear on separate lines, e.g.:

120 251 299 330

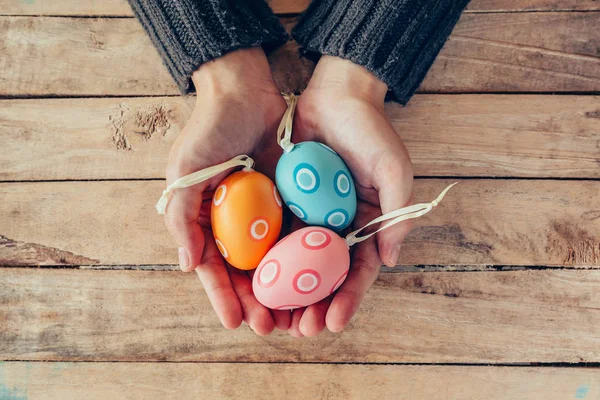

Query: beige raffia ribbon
345 183 458 246
276 93 298 153
155 155 254 215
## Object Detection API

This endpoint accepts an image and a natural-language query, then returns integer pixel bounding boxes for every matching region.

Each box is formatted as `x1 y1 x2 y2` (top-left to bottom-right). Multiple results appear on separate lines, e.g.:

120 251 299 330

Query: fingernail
178 247 190 271
387 244 401 268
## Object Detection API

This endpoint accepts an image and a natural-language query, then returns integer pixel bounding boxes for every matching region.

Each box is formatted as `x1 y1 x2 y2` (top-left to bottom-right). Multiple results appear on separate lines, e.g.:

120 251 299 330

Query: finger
229 268 275 336
164 184 206 272
271 309 292 331
373 149 414 268
299 297 331 337
326 237 380 333
288 308 306 338
195 235 243 330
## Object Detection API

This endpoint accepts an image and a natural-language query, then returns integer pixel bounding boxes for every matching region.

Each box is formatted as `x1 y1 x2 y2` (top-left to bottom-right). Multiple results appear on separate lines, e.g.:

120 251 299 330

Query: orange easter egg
211 170 283 270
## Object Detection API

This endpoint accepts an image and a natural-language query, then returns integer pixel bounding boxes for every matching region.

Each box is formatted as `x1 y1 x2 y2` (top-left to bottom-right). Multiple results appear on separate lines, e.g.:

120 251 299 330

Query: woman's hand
288 56 414 337
165 48 289 335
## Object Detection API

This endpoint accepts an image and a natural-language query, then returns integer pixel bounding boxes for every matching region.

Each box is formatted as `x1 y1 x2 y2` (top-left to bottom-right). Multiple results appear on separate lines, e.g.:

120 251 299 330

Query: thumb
164 184 206 272
373 151 414 268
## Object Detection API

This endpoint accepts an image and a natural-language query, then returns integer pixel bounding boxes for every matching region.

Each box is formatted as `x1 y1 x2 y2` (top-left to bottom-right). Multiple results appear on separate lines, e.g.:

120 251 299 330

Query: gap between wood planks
1 360 599 367
5 264 600 272
3 10 600 18
1 91 600 100
2 177 600 184
1 0 599 16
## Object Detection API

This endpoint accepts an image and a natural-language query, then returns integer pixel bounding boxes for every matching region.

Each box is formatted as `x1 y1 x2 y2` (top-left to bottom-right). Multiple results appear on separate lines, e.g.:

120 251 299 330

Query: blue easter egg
275 141 357 231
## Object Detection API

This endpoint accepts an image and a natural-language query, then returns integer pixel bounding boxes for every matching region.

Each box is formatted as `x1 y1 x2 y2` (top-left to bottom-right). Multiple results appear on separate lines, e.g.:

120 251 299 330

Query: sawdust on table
109 103 171 151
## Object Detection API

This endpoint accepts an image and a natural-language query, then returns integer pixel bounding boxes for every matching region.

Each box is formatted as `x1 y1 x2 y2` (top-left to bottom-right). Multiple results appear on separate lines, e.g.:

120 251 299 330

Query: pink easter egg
252 227 350 310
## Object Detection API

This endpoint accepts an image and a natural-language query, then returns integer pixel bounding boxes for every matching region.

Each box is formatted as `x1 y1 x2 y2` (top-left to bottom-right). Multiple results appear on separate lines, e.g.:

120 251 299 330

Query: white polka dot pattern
293 269 321 294
250 219 269 240
213 185 227 206
252 227 351 310
327 211 346 227
257 260 280 288
296 168 317 191
215 239 228 259
337 174 350 194
273 186 282 207
318 143 337 154
289 204 306 220
330 272 348 294
301 229 331 250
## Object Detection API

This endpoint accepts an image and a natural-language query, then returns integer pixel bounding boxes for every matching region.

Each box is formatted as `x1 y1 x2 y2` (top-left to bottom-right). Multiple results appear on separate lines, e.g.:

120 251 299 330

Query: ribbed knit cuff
128 0 289 94
292 0 470 104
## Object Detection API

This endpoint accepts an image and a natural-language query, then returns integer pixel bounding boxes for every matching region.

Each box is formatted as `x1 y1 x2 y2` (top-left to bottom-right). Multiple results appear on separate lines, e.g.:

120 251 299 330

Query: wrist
307 56 388 106
191 47 279 99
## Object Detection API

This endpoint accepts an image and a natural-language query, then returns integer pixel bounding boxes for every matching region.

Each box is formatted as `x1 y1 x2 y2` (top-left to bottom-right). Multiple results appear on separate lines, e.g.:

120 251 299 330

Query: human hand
165 48 289 335
288 56 414 337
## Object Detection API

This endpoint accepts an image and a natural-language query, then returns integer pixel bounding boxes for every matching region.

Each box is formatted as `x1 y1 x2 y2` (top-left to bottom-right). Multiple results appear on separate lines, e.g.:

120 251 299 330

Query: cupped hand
288 56 414 337
164 48 289 335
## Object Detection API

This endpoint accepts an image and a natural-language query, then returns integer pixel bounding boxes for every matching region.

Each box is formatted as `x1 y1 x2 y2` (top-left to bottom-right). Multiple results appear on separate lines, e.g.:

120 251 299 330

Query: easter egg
276 141 357 231
252 227 349 310
211 170 283 270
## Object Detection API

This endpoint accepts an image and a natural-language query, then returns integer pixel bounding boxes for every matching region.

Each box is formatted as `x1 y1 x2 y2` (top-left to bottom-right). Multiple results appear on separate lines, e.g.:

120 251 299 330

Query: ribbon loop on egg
277 93 298 153
345 183 458 247
155 155 255 214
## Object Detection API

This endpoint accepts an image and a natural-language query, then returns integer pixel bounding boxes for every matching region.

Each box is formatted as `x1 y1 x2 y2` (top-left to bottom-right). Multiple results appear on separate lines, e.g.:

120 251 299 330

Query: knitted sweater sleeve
127 0 289 94
292 0 470 105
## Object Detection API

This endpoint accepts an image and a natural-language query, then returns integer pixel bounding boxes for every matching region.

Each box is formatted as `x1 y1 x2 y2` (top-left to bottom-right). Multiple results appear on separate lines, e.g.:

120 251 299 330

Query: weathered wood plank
420 12 600 93
0 0 308 16
1 14 598 96
1 268 599 362
0 0 132 16
1 180 599 267
1 0 598 16
467 0 600 12
2 95 598 181
1 363 599 399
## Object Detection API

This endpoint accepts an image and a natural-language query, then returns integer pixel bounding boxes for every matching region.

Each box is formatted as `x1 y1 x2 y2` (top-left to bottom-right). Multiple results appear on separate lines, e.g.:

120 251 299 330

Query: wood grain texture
1 180 599 267
1 0 598 16
1 268 600 363
467 0 600 12
0 0 132 16
1 95 599 181
1 13 598 96
1 363 599 400
420 12 600 93
0 0 309 16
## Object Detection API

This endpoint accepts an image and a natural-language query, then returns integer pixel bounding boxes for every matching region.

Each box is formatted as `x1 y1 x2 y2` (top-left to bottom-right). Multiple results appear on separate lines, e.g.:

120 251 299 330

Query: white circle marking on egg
327 211 346 227
258 260 280 287
273 186 282 207
213 185 227 206
331 272 348 294
289 204 306 219
296 168 317 191
276 305 301 310
250 219 269 240
296 272 319 293
319 143 337 154
215 239 228 259
306 231 327 247
301 229 331 250
336 174 350 194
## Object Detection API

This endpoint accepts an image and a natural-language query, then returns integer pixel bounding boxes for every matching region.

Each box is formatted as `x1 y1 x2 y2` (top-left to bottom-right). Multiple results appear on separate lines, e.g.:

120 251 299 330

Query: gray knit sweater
128 0 469 105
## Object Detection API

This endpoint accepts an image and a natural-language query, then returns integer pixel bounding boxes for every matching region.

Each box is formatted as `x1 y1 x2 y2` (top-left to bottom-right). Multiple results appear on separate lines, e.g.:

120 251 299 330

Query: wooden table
1 0 599 398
